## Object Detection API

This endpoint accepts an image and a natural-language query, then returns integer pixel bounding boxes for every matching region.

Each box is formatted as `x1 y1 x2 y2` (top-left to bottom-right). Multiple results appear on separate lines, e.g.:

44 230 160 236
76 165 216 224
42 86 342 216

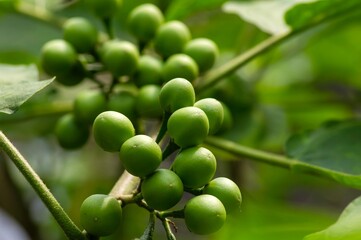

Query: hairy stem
0 131 85 240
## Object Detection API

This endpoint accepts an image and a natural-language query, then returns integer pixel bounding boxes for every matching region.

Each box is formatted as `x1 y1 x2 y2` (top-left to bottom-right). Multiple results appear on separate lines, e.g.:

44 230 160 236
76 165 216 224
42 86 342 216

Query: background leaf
222 0 316 35
285 121 361 188
0 64 53 114
304 196 361 240
285 0 361 31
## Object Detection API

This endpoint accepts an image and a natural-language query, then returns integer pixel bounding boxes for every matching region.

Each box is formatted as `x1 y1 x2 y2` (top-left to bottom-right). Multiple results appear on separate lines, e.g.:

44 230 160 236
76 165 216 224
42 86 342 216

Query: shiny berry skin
55 113 89 149
184 194 226 235
167 107 209 148
141 169 184 210
194 98 224 135
162 53 198 82
154 21 191 58
119 135 162 178
63 17 97 53
159 78 195 113
92 111 135 152
41 39 77 76
203 177 242 214
184 38 218 73
102 40 139 77
171 146 216 189
127 3 164 42
73 90 107 125
80 194 122 237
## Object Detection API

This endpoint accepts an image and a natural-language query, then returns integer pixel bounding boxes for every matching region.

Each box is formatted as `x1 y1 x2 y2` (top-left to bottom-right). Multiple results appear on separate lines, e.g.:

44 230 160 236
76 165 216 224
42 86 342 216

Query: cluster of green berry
39 1 241 238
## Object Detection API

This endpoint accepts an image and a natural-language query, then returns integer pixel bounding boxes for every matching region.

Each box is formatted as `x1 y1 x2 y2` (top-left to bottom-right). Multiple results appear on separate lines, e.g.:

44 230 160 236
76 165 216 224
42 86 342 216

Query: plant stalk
0 131 85 240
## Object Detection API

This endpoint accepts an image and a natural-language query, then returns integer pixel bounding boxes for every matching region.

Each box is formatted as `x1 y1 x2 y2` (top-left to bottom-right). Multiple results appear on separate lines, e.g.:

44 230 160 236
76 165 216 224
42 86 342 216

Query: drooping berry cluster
39 1 241 238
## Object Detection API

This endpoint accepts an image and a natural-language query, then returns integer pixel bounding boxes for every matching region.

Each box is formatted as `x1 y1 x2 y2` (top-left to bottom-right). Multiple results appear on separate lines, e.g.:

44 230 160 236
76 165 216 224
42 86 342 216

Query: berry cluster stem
0 131 86 240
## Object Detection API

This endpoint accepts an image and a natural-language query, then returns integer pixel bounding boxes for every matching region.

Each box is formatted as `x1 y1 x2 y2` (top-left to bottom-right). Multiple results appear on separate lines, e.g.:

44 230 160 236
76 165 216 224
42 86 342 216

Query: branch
14 1 66 28
0 131 85 240
196 4 361 92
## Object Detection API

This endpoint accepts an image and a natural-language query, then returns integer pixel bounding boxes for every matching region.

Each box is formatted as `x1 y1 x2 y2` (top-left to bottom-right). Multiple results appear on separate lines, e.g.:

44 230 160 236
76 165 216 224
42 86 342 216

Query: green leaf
0 64 54 114
166 0 227 20
304 196 361 240
286 121 361 188
222 0 315 35
285 0 361 31
222 0 361 35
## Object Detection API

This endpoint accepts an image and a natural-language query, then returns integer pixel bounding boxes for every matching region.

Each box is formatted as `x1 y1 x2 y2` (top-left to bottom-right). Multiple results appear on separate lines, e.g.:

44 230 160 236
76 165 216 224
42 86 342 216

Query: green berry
119 135 162 178
107 90 137 121
80 194 122 237
134 55 163 87
203 177 242 214
55 60 85 86
55 113 89 149
141 169 184 210
102 40 139 77
159 78 195 113
41 39 77 76
171 146 216 189
93 111 135 152
74 90 107 125
136 85 163 119
63 17 97 53
85 0 121 18
127 3 164 42
184 194 226 235
167 107 209 148
194 98 224 135
184 38 218 73
162 53 198 82
154 21 191 58
217 102 233 134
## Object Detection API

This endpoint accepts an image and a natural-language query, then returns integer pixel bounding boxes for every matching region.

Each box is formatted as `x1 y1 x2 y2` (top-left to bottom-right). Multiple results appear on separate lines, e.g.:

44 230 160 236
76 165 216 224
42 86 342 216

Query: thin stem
196 31 293 92
196 4 361 93
162 141 179 161
158 209 184 219
205 136 292 169
156 112 171 144
14 1 65 28
0 132 85 240
161 219 176 240
139 213 156 240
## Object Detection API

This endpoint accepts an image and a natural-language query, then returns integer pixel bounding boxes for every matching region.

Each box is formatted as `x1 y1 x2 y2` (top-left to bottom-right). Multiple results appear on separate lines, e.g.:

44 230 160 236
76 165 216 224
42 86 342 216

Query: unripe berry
162 54 198 82
93 111 135 152
184 194 226 235
127 3 164 42
194 98 224 135
159 78 195 113
41 39 77 76
167 107 209 148
134 55 163 87
203 177 242 214
184 38 218 73
172 146 216 189
136 85 162 119
141 169 184 210
80 194 122 237
102 40 139 77
74 90 107 125
119 135 162 178
154 21 191 58
55 113 89 149
63 17 97 53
